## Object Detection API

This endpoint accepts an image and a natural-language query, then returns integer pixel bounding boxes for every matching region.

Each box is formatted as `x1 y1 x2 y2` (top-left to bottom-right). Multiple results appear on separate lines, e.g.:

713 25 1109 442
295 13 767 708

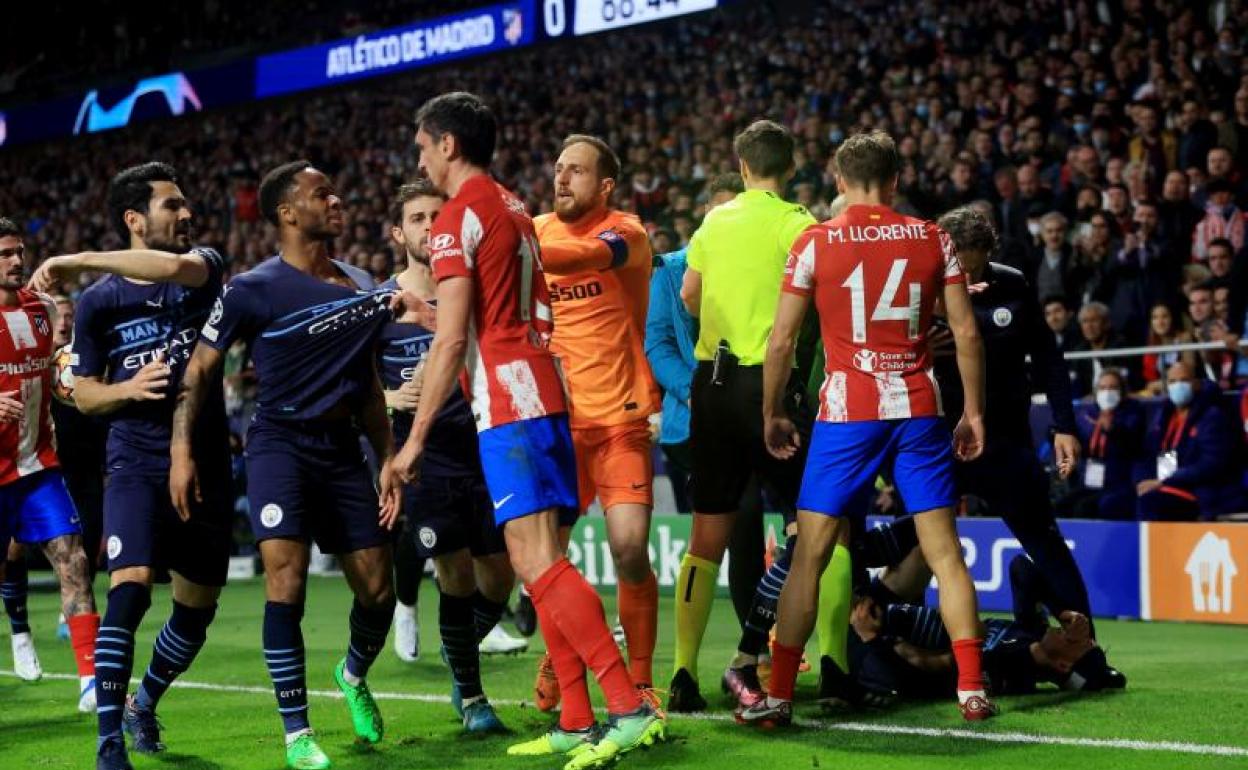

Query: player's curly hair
259 159 313 227
937 205 998 257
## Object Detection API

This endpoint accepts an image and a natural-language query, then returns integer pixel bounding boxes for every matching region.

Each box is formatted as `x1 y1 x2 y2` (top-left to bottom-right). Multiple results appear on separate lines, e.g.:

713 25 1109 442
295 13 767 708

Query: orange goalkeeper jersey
534 208 660 428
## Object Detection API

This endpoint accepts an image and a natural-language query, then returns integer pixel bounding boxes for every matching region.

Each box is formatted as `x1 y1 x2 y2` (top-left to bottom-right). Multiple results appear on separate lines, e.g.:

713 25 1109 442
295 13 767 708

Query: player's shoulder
76 272 123 309
225 256 281 293
605 210 646 236
532 211 558 235
987 262 1028 290
332 260 374 290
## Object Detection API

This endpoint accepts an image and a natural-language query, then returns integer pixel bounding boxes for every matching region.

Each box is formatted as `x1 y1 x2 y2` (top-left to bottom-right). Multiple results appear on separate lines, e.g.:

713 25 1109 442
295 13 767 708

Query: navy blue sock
344 598 393 681
738 536 796 657
440 591 483 700
134 601 216 710
472 591 507 642
264 601 309 736
1 558 30 634
96 582 152 745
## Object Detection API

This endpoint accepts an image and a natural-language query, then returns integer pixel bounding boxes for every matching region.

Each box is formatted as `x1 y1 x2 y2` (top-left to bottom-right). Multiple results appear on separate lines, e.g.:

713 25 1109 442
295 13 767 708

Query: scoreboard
0 0 722 149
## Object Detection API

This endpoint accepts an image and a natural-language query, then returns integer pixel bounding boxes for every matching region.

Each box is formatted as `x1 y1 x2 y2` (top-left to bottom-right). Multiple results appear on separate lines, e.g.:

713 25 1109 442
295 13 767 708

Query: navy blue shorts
477 414 579 527
798 417 957 517
0 469 81 546
245 418 387 555
104 462 232 587
402 474 506 559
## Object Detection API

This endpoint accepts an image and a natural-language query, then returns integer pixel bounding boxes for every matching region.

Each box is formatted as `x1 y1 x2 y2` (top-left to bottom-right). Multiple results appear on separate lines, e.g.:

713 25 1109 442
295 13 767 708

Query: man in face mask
1135 361 1245 520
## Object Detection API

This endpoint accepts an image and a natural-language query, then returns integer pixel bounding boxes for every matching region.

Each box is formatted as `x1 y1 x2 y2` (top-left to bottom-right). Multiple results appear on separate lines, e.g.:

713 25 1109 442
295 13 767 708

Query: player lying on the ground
0 217 100 716
848 554 1099 701
379 179 520 733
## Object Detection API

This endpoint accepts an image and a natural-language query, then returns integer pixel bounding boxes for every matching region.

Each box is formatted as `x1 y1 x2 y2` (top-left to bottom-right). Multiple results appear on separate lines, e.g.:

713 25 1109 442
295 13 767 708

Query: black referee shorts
689 361 809 514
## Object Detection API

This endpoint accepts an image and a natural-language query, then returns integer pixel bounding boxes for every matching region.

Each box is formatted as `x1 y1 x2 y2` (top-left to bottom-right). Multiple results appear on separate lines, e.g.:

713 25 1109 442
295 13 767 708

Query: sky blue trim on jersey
260 291 392 339
105 308 209 355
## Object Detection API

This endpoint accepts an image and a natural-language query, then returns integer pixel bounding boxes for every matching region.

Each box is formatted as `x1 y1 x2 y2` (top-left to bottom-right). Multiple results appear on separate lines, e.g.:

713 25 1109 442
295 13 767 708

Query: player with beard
31 162 235 769
379 179 521 734
0 217 100 717
170 161 401 770
396 92 665 770
531 135 662 713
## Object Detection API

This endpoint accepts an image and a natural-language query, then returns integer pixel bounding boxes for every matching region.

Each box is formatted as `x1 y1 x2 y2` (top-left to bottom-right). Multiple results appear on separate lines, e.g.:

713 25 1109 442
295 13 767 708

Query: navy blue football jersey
376 278 478 478
200 256 390 421
72 246 229 471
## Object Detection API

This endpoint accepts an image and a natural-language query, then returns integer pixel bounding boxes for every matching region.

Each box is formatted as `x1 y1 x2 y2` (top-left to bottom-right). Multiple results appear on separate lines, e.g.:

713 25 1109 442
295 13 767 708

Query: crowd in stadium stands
2 0 1246 519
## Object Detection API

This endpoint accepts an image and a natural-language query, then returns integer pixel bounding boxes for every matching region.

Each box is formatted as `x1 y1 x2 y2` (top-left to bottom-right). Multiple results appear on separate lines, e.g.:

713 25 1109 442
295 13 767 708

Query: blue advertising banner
255 1 537 98
866 516 1141 619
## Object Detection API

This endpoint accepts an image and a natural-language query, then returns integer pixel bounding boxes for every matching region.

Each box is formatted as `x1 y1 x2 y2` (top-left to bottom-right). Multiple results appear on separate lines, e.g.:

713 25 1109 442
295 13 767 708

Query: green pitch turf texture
3 576 1246 769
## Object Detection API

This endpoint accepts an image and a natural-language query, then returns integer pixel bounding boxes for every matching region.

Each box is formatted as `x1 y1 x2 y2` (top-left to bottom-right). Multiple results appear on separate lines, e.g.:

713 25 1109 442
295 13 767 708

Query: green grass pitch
3 575 1247 769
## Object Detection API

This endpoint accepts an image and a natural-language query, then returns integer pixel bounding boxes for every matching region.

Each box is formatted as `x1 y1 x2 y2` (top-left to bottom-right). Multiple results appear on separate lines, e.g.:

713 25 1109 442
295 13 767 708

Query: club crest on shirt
419 527 437 549
992 307 1013 327
32 313 49 337
106 536 122 560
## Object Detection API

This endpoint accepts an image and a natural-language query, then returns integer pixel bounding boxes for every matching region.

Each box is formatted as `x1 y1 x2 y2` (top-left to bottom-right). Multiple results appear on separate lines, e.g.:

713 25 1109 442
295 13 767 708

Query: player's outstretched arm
943 280 986 461
394 276 473 484
29 249 211 291
762 290 810 460
169 343 224 521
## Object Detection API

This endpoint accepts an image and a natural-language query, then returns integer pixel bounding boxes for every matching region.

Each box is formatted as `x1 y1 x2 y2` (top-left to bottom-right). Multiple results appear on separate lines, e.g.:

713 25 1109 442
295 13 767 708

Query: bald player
533 134 662 710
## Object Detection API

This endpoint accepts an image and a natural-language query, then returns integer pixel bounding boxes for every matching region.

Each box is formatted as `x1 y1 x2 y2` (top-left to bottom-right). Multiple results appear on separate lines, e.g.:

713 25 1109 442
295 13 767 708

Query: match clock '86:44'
540 0 719 38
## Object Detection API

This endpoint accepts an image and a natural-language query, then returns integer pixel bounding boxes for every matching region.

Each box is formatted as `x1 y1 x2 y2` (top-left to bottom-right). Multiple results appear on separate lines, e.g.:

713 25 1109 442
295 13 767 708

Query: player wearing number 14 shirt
740 131 997 727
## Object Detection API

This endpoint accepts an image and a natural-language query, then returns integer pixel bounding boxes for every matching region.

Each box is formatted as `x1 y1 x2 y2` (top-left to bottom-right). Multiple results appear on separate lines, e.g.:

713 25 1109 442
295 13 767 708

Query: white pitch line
5 670 1247 758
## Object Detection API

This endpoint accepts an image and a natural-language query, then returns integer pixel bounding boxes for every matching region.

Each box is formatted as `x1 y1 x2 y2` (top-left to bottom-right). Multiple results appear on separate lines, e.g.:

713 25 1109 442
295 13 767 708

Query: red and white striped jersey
783 204 964 423
0 289 60 484
429 174 568 431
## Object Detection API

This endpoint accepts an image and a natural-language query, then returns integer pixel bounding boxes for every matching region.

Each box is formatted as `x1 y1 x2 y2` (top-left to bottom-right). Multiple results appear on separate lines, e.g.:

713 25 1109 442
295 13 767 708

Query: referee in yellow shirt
669 120 816 710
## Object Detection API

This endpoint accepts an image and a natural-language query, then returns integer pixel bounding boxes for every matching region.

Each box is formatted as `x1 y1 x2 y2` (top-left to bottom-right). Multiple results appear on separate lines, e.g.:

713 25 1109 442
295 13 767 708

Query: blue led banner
255 1 537 98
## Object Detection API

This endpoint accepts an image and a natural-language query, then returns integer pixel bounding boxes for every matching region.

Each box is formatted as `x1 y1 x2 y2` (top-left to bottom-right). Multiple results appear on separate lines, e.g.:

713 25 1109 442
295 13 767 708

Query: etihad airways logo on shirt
261 290 393 340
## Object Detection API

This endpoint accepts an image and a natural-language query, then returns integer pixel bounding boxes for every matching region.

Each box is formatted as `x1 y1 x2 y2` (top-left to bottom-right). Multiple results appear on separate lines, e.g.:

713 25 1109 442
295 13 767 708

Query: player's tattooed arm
29 249 211 292
40 534 96 617
169 343 224 521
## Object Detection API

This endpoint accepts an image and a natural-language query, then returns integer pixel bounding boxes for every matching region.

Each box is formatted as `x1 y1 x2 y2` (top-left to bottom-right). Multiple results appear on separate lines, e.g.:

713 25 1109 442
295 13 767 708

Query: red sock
617 571 658 687
529 559 640 715
531 589 595 731
67 612 100 677
951 638 985 692
768 641 803 701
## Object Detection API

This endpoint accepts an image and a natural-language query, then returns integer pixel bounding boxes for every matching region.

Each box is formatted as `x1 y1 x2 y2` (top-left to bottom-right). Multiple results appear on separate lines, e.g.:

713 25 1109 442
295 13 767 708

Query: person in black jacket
931 206 1124 690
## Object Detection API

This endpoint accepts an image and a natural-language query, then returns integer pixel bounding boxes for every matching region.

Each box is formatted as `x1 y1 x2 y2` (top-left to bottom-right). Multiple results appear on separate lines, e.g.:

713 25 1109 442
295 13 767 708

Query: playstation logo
74 73 202 136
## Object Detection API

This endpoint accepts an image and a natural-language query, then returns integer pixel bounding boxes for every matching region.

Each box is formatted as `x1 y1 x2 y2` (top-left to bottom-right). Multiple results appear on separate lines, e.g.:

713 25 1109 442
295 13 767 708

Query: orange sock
530 559 640 716
532 591 594 730
67 612 100 677
951 638 985 692
768 641 803 701
617 571 658 687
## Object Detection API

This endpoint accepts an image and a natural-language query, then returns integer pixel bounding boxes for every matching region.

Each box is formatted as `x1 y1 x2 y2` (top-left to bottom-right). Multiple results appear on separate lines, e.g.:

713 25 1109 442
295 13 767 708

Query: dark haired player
33 161 233 769
380 179 519 734
170 161 400 770
0 217 100 716
397 92 665 769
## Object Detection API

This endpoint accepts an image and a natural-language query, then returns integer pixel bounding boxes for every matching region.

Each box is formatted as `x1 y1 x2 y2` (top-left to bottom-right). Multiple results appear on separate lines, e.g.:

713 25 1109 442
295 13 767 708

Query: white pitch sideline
3 669 1246 759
